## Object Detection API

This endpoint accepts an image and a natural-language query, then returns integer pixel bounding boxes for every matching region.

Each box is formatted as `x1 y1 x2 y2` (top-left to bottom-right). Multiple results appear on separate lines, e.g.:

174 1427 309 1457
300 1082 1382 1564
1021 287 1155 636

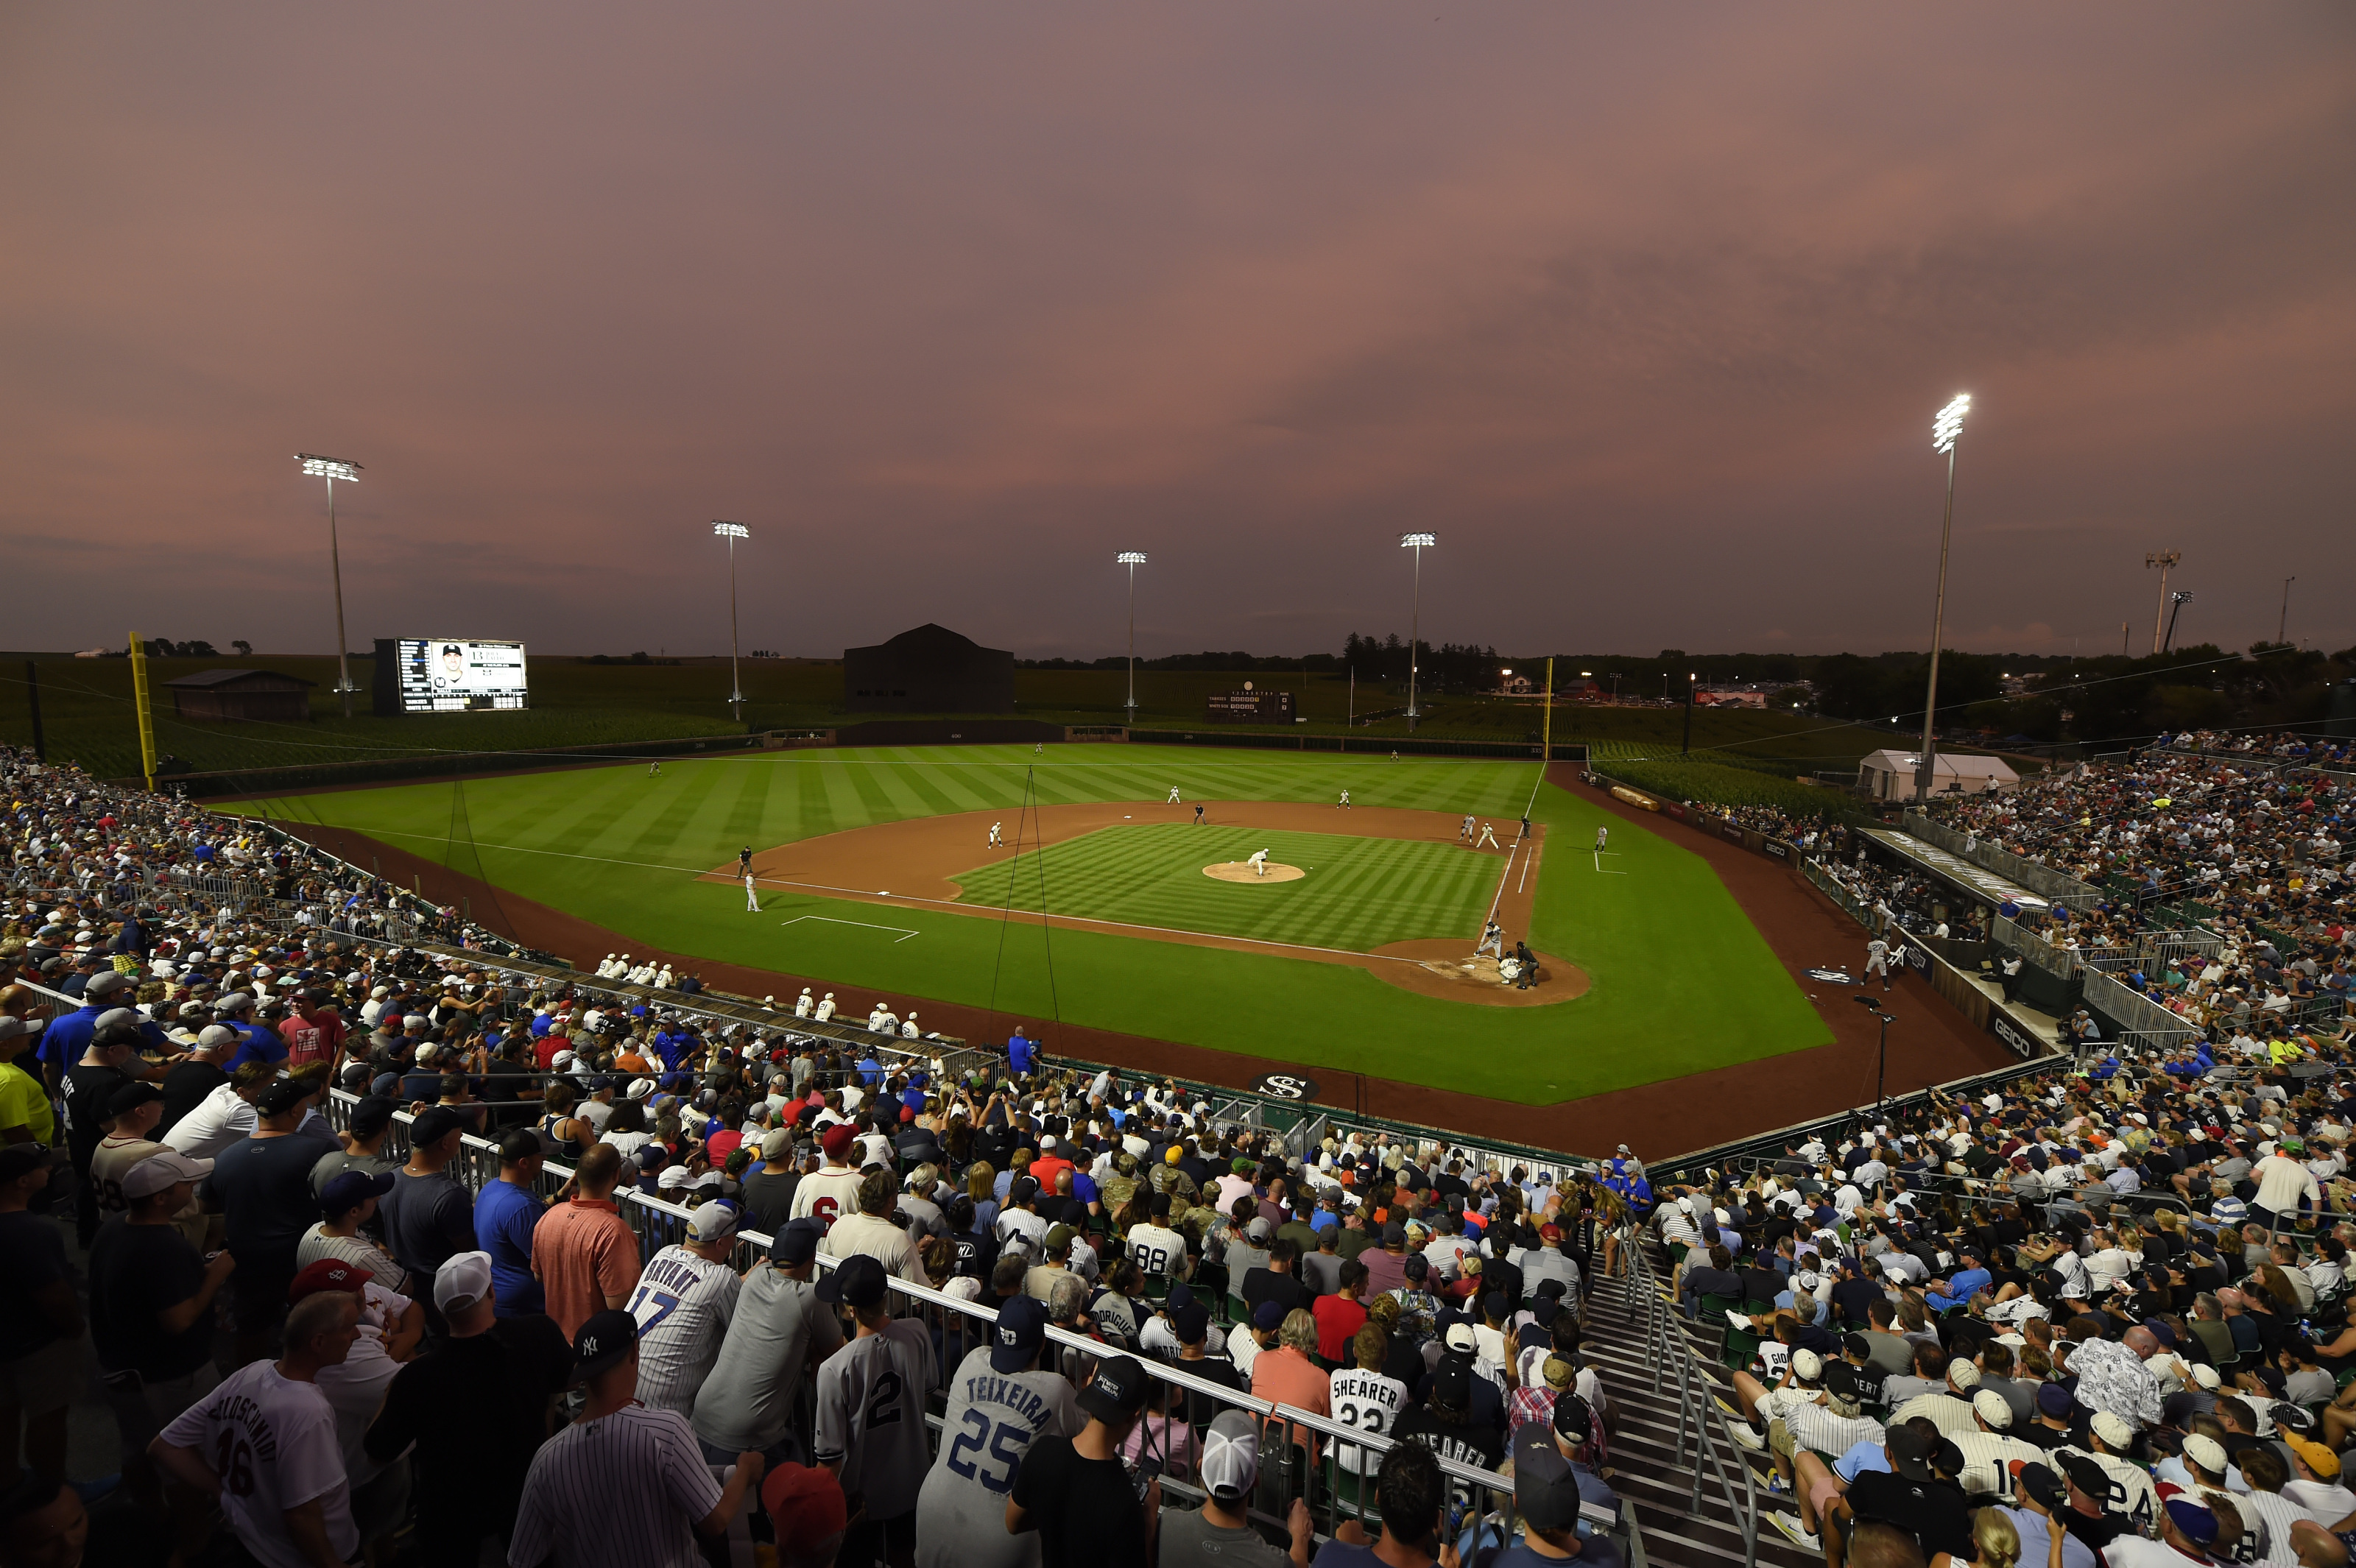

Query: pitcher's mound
1204 861 1305 884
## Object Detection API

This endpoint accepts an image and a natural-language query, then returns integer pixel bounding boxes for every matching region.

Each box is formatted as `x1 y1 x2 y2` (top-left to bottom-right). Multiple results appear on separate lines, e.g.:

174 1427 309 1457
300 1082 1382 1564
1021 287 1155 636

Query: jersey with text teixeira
914 1346 1085 1568
791 1166 866 1233
1328 1368 1408 1475
1126 1223 1187 1280
627 1246 743 1413
159 1360 359 1568
815 1318 937 1522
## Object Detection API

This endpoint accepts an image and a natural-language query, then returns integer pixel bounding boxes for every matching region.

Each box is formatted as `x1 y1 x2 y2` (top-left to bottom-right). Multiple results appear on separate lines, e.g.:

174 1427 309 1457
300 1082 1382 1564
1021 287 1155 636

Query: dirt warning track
708 800 1584 1006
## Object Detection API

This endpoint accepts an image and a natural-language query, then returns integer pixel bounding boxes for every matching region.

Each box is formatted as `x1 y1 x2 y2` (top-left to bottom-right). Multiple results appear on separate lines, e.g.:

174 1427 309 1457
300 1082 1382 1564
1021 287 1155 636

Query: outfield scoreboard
1207 689 1294 722
395 638 529 711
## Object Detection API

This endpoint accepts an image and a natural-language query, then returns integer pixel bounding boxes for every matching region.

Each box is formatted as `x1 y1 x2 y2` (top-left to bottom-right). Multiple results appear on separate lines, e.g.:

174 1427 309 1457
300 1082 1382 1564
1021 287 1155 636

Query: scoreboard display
1206 689 1294 722
396 639 529 711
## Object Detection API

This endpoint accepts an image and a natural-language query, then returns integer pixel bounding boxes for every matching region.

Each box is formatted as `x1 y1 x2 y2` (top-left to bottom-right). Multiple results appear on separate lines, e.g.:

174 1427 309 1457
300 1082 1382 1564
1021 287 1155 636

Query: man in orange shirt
1249 1307 1332 1465
530 1143 640 1340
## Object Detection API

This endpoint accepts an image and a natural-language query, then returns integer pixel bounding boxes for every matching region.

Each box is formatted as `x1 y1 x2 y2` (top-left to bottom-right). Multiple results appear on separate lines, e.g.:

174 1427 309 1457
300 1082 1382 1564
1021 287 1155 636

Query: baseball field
230 746 1831 1106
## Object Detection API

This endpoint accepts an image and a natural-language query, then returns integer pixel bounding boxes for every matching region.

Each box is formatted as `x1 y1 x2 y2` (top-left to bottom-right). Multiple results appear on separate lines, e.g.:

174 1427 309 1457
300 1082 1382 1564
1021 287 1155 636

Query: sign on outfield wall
1763 840 1793 861
1249 1072 1319 1101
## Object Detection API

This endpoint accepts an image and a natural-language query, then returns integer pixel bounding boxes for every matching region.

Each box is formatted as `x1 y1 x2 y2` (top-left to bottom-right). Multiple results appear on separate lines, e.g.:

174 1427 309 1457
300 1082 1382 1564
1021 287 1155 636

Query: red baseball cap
763 1461 847 1540
819 1124 857 1159
1539 1223 1563 1243
289 1258 373 1302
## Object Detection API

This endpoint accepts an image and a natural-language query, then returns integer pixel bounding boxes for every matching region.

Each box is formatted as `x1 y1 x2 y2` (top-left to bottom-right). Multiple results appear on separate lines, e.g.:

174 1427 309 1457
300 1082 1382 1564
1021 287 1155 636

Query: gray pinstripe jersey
510 1404 722 1568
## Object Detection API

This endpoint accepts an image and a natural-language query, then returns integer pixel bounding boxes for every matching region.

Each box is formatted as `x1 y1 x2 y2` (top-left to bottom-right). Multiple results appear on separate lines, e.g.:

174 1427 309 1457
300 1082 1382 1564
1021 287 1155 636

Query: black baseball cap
254 1078 308 1117
1431 1360 1473 1408
1512 1424 1584 1530
1076 1355 1150 1424
571 1309 638 1385
106 1081 163 1120
346 1098 395 1137
409 1105 469 1145
770 1218 823 1266
992 1296 1050 1374
1552 1393 1594 1445
816 1253 887 1309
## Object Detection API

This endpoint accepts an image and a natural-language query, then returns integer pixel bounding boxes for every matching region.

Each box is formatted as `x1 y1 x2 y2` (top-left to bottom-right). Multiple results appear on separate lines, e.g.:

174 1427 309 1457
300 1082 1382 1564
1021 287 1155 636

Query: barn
165 668 316 723
842 624 1015 713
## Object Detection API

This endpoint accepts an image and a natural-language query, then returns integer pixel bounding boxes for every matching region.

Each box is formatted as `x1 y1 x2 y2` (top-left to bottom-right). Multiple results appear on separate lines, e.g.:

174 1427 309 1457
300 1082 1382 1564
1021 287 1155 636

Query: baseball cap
1791 1349 1823 1382
2165 1501 2220 1547
1201 1410 1261 1501
2059 1452 2112 1502
1171 1300 1211 1345
769 1218 823 1265
85 970 131 997
820 1123 857 1159
686 1201 738 1243
2036 1382 2076 1418
1076 1355 1150 1424
762 1463 847 1544
1444 1321 1478 1354
434 1251 495 1314
2190 1363 2222 1391
1972 1390 2014 1429
1431 1360 1473 1408
409 1105 468 1145
992 1296 1051 1374
2018 1463 2066 1512
1512 1423 1584 1530
1045 1223 1076 1252
2183 1434 2229 1477
121 1149 211 1199
320 1168 396 1218
571 1309 639 1384
1252 1300 1285 1333
347 1097 395 1138
1821 1363 1858 1401
1946 1360 1980 1391
760 1127 792 1161
1552 1393 1594 1445
2088 1410 2134 1452
0 1017 43 1042
816 1254 888 1310
288 1257 372 1301
105 1081 163 1120
2286 1433 2341 1477
1886 1426 1934 1482
255 1078 308 1117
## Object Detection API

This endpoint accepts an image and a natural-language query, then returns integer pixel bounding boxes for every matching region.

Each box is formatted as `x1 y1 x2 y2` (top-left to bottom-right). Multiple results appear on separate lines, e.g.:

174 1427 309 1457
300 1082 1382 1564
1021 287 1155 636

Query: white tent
1857 749 2020 802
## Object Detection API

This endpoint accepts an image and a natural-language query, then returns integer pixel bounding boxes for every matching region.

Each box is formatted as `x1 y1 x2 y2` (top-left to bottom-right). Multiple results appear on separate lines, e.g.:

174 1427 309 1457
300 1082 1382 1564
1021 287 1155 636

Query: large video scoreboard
395 639 529 711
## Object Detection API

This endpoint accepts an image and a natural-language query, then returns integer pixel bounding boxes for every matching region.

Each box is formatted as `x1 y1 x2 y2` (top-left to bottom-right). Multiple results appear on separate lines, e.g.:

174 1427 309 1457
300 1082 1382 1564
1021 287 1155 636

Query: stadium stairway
1579 1237 1815 1568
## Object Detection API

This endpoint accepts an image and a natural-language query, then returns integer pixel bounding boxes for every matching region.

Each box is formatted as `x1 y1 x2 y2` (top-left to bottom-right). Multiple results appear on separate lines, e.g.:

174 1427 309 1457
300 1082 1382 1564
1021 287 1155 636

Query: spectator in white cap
629 1200 745 1415
1160 1408 1313 1565
1889 1356 1982 1436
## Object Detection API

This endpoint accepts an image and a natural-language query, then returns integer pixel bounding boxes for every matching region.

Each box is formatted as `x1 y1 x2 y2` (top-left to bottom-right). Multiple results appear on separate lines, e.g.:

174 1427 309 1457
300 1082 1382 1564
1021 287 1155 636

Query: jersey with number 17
914 1346 1084 1568
815 1319 937 1522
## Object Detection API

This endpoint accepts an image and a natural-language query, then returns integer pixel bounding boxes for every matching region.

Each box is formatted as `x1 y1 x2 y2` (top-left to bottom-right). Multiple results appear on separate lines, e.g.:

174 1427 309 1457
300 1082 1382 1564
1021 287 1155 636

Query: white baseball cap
434 1251 495 1314
121 1150 212 1199
1972 1390 2014 1429
687 1201 739 1242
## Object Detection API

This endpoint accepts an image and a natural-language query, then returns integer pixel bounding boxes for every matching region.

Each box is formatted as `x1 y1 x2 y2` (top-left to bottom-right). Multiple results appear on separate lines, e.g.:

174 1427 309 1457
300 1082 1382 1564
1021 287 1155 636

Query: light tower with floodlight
1916 394 1970 804
295 454 363 718
1116 551 1147 726
1400 532 1435 730
713 521 749 721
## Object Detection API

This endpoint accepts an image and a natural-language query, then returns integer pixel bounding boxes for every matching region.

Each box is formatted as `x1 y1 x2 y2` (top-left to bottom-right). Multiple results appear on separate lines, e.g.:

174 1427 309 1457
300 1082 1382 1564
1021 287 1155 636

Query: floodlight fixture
1916 394 1972 802
1116 551 1149 723
294 453 364 718
1399 533 1435 727
713 521 749 718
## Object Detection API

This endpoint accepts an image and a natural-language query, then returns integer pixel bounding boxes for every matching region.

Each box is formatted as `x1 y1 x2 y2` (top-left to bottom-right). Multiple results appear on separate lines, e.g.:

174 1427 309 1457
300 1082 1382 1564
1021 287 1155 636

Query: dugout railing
321 1087 1648 1565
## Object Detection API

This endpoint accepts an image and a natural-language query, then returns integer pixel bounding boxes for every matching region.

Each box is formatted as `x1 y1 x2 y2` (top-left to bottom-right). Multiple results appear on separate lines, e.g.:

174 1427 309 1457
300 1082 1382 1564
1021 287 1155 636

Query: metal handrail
1629 1233 1757 1568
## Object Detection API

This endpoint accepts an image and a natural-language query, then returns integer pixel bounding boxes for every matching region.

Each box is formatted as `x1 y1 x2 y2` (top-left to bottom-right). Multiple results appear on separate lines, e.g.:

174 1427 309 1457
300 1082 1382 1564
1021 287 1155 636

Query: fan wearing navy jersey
915 1296 1084 1568
815 1254 937 1568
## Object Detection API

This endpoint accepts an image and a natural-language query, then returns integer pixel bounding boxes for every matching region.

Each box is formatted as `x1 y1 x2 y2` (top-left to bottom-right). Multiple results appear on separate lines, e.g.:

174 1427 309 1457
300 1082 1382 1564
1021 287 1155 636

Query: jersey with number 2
914 1346 1084 1568
816 1318 937 1521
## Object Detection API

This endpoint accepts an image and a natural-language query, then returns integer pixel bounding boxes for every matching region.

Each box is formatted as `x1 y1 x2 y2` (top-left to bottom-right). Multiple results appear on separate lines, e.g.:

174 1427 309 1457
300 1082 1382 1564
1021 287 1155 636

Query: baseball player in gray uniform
914 1296 1083 1568
814 1254 937 1567
629 1202 744 1413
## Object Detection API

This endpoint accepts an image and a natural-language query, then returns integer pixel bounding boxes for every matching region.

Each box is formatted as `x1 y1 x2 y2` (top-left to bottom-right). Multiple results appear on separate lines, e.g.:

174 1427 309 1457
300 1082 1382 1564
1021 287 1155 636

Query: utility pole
1542 657 1554 759
2145 551 2181 655
2281 576 2297 645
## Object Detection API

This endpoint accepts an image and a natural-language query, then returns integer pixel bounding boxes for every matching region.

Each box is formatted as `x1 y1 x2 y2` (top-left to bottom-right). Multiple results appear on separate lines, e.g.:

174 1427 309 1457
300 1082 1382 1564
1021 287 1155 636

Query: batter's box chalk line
779 914 920 943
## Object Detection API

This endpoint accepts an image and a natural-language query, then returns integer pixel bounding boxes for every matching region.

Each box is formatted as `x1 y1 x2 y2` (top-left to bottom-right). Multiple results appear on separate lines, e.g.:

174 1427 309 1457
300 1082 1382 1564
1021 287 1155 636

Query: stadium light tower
1400 532 1435 730
1915 394 1970 805
713 521 749 722
2145 551 2182 655
1116 551 1147 725
295 454 363 719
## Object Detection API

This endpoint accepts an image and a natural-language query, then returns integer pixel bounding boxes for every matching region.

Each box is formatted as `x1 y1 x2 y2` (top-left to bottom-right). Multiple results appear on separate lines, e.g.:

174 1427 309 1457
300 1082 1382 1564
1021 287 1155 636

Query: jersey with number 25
815 1318 937 1522
914 1346 1085 1568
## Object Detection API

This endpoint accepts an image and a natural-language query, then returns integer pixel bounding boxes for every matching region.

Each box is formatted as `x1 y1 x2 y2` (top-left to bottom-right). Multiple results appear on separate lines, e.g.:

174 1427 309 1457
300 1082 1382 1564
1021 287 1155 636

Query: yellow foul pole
128 632 157 791
1541 657 1553 760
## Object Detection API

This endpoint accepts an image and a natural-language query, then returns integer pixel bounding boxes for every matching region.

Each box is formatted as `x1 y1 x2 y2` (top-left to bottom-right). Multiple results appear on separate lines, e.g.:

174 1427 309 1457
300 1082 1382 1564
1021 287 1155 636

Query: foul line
779 914 919 944
1593 850 1627 875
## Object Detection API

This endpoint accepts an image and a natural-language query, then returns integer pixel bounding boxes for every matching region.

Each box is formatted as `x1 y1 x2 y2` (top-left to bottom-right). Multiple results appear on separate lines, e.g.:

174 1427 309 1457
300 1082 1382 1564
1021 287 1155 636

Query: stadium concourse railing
321 1087 1646 1566
1897 810 2105 911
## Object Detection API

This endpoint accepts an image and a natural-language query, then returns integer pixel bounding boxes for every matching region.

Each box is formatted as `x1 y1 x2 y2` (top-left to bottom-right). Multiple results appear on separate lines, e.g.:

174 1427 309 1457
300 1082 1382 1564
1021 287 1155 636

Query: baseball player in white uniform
744 872 760 913
1865 936 1893 991
794 988 815 1018
1168 785 1182 804
1461 813 1476 841
1595 825 1609 852
1477 921 1505 959
1476 822 1500 848
628 1202 745 1413
815 1254 937 1567
1338 788 1351 809
913 1296 1084 1568
989 822 1002 848
1247 849 1271 877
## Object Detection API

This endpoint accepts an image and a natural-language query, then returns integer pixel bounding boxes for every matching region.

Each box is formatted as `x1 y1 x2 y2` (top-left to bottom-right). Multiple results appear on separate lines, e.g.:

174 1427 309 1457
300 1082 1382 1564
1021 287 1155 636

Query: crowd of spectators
1654 1037 2356 1568
0 746 1662 1567
2164 733 2356 770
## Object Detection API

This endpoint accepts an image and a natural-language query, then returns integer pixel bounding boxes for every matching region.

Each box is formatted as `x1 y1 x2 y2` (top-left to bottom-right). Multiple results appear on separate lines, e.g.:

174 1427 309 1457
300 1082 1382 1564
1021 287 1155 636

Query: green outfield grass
232 746 1830 1106
950 824 1495 950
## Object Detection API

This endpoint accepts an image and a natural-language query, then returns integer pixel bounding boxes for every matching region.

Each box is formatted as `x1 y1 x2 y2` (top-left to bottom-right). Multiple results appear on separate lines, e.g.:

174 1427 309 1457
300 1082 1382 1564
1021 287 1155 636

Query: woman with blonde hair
1972 1504 2023 1568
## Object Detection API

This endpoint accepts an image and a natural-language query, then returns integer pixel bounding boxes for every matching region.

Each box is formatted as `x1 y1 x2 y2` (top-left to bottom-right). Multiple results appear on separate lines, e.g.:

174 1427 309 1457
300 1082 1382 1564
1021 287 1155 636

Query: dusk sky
5 5 2351 663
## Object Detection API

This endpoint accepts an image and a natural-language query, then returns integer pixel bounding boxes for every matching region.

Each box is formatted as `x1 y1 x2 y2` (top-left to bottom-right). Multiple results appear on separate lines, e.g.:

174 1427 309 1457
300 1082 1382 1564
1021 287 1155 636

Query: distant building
1694 688 1766 708
842 624 1015 713
165 668 316 723
1857 749 2020 802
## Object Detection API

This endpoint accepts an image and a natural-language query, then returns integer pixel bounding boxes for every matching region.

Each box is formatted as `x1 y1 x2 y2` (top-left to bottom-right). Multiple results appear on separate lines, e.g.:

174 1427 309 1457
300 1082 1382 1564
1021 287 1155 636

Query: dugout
843 624 1015 713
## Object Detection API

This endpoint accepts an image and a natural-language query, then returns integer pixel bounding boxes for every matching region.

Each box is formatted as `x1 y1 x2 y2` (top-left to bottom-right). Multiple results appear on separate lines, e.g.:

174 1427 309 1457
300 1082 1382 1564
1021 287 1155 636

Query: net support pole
1542 657 1553 760
129 632 158 791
